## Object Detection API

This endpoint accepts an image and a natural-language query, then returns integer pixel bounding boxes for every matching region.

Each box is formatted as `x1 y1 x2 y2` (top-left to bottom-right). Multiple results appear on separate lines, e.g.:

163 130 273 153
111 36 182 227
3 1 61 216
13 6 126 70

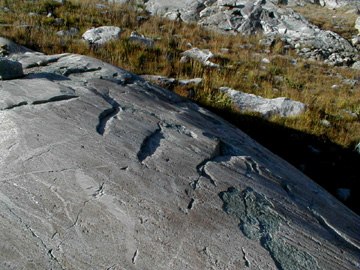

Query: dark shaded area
206 106 360 215
137 124 164 163
25 73 71 81
32 95 78 105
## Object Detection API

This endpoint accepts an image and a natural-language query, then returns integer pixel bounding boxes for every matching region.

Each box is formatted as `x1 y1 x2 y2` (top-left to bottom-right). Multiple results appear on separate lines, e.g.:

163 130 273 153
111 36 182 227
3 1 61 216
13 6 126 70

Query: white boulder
82 26 122 45
220 87 307 118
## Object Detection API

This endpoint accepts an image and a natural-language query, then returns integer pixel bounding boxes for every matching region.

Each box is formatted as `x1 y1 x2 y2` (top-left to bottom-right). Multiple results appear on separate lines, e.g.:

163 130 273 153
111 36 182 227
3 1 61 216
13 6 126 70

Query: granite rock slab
0 46 359 270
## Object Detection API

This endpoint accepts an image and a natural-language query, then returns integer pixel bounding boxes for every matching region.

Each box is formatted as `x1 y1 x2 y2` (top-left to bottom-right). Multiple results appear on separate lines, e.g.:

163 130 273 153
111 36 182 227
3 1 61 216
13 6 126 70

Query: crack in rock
219 187 321 270
92 182 105 198
1 95 78 111
136 120 195 165
1 101 28 110
66 200 90 230
89 89 121 136
192 140 228 190
137 122 164 163
242 247 250 268
31 95 79 105
310 208 360 252
96 101 120 135
62 66 102 77
1 201 65 269
24 54 70 69
187 198 195 210
132 249 139 264
243 157 260 178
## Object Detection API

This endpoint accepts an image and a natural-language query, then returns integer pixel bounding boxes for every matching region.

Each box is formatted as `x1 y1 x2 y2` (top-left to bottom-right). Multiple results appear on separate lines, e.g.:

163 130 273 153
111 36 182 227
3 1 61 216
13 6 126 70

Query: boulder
220 87 307 117
0 46 359 269
140 75 177 88
82 26 122 46
140 75 202 88
145 0 205 21
178 77 202 85
0 58 23 80
56 28 80 38
319 0 359 8
129 31 155 48
351 60 360 69
180 48 220 67
355 17 360 33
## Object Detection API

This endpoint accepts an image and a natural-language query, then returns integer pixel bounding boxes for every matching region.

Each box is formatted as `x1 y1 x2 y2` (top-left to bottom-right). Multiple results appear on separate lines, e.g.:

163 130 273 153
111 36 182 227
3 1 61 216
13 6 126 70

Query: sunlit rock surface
0 44 359 269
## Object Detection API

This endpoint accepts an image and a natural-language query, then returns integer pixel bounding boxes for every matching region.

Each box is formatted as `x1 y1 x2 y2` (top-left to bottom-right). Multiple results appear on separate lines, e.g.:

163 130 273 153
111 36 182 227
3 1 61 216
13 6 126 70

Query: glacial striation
0 39 359 269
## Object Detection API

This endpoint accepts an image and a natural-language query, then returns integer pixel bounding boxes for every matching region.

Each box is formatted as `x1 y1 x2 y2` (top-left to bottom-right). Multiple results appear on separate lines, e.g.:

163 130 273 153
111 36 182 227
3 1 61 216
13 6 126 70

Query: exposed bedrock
0 42 359 269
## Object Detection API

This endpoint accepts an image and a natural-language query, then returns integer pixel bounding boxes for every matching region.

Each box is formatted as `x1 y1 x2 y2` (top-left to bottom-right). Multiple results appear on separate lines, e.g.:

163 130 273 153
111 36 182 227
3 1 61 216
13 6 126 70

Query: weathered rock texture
82 26 122 45
141 0 359 65
0 43 359 269
180 47 221 67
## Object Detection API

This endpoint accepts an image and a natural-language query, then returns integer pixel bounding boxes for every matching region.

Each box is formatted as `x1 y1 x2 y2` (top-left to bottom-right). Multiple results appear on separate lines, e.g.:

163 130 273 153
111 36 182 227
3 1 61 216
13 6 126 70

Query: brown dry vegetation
292 3 359 39
1 0 360 211
2 0 358 148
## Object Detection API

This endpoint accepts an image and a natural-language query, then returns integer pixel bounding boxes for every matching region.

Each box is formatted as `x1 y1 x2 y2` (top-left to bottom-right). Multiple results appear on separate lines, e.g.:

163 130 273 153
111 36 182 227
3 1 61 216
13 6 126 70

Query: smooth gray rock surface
0 47 359 270
82 26 122 45
220 87 307 117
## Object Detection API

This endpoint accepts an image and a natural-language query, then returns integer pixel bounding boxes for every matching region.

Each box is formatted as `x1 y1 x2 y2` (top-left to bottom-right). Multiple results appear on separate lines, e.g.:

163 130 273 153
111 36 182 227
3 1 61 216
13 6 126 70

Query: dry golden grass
0 0 359 150
292 3 359 39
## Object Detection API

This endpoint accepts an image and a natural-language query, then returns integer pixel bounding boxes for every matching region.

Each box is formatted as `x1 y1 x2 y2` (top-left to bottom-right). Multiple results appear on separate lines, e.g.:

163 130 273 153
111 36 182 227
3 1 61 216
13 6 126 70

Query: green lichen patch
219 187 280 240
219 187 321 270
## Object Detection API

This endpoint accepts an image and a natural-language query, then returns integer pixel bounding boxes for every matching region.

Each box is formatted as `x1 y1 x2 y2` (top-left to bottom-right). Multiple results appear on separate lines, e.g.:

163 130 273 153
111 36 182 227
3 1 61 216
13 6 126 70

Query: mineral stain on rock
219 187 321 270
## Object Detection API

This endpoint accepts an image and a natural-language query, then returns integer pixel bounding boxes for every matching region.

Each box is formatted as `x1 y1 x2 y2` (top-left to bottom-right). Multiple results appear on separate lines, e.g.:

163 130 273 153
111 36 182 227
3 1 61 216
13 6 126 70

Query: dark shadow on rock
25 72 71 81
204 105 360 215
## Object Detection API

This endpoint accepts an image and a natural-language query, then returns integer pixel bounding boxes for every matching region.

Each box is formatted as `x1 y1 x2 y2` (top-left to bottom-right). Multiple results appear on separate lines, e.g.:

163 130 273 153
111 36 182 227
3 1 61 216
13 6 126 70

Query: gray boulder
355 17 360 33
146 0 205 21
140 75 202 89
351 60 360 69
0 58 23 80
179 77 202 85
318 0 359 8
129 31 155 48
82 26 122 45
140 74 177 88
220 87 307 117
180 47 220 67
56 28 80 38
0 48 359 269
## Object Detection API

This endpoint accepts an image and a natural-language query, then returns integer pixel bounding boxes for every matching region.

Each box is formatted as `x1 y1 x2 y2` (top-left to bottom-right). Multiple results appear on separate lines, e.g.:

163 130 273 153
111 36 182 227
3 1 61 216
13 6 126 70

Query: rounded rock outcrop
82 26 122 46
